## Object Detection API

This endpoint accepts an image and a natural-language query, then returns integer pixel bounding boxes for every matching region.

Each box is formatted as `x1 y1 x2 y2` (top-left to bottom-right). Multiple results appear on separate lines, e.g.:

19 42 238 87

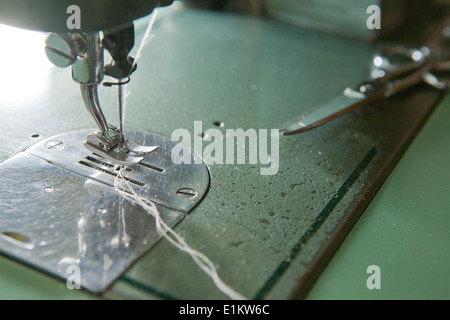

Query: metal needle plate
0 129 210 293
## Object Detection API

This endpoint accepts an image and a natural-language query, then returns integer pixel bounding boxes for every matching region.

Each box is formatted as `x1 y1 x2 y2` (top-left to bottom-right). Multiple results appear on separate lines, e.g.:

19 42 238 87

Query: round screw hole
30 133 40 139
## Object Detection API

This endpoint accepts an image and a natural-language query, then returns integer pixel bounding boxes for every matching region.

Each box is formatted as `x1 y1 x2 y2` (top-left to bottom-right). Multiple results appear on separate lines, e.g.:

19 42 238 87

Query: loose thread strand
113 168 248 300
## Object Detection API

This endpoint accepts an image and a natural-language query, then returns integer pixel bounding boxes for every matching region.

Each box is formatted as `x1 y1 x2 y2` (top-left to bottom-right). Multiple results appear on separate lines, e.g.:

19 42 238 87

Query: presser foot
83 129 158 166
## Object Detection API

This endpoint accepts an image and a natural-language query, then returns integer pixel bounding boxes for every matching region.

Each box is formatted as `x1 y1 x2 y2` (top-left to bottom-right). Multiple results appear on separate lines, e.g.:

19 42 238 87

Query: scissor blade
282 87 367 135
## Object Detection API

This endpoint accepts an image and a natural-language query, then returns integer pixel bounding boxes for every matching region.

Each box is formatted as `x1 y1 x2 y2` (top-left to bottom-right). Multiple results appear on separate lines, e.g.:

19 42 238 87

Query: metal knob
45 33 86 68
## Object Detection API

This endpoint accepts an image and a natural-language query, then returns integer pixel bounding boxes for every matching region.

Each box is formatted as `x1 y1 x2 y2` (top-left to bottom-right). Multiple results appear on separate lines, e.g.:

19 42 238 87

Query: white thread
122 6 159 131
121 84 130 131
133 5 160 70
113 169 247 300
116 5 246 300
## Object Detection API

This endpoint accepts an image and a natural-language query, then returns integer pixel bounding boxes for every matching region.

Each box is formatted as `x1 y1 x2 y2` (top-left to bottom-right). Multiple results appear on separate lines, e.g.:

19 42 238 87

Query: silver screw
45 33 85 68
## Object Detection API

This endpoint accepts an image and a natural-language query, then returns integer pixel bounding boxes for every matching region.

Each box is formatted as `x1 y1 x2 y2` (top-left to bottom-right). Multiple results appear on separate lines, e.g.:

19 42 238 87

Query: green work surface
0 4 448 300
308 94 450 300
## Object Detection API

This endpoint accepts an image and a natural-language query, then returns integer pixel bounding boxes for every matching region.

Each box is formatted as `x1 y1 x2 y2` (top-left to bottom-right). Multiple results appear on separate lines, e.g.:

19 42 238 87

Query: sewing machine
0 0 213 294
1 0 175 164
0 0 449 300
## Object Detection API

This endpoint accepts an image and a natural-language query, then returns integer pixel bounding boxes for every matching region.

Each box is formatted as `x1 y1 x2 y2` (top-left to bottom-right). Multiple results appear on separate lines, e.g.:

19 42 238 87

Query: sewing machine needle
118 80 125 147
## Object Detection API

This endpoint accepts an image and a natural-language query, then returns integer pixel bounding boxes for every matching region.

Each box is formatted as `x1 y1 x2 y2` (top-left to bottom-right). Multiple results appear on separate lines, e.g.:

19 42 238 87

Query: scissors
282 18 450 136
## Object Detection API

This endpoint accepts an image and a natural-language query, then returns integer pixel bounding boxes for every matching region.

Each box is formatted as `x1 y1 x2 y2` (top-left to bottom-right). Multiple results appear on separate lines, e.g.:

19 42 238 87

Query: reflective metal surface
282 88 367 135
0 129 210 293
